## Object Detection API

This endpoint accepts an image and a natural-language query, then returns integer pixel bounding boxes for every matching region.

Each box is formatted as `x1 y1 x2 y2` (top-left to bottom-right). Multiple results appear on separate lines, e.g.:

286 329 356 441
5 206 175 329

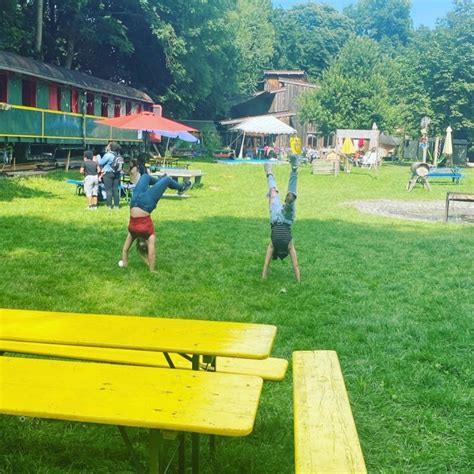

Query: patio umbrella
341 137 355 155
158 130 200 143
96 111 197 134
443 126 453 166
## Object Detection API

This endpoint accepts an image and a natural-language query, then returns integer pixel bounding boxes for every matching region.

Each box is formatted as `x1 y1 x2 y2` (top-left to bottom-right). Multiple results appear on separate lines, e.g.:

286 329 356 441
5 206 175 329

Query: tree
271 4 354 79
35 0 44 58
133 0 239 118
344 0 412 47
0 0 32 53
298 36 400 134
228 0 275 95
407 0 474 140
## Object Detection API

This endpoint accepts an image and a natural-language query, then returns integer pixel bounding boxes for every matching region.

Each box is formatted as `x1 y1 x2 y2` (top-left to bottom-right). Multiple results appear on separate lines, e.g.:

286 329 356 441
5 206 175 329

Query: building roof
0 50 153 103
220 111 295 126
278 79 319 89
263 70 305 77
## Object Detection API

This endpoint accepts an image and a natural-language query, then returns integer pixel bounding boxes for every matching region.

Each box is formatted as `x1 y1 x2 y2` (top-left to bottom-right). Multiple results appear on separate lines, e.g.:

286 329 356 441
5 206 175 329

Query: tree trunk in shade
35 0 44 59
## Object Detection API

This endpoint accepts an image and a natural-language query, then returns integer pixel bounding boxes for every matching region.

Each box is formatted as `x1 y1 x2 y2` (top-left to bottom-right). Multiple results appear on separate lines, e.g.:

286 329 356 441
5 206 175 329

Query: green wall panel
0 108 42 135
8 76 22 105
37 82 48 109
44 112 82 138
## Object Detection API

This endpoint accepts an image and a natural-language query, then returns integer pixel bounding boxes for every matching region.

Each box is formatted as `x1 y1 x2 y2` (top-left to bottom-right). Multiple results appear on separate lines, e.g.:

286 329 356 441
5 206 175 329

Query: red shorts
128 216 154 239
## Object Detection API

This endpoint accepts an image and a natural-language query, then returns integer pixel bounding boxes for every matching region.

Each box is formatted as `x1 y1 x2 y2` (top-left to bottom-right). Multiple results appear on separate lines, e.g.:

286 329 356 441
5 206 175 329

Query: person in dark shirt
119 173 192 272
80 150 99 210
262 155 301 282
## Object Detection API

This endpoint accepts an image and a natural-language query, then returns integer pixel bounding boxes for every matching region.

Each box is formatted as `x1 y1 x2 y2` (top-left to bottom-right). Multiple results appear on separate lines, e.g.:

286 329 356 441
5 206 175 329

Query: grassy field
0 162 472 473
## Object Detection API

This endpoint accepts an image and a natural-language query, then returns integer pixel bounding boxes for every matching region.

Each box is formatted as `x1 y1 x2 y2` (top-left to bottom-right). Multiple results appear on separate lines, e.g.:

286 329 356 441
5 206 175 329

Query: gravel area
348 199 474 224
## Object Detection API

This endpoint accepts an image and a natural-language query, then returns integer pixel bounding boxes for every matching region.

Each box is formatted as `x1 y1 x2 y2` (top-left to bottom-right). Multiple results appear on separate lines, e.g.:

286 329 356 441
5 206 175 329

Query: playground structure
336 124 380 163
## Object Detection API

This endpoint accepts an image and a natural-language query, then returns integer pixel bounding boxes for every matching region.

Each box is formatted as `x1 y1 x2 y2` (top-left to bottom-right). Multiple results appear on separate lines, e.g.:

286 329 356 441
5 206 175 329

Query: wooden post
65 149 71 172
433 137 440 167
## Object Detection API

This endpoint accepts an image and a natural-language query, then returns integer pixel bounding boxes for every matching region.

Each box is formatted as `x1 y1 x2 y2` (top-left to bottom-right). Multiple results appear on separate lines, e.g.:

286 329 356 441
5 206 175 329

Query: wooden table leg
445 193 451 223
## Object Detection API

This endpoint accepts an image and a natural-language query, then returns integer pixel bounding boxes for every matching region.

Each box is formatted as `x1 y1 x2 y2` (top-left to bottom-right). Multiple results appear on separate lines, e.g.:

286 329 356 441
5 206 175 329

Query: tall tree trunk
65 36 75 69
35 0 44 59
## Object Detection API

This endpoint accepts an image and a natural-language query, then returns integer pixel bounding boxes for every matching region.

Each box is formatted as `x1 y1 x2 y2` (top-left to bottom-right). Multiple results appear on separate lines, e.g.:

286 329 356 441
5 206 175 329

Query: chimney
153 104 162 117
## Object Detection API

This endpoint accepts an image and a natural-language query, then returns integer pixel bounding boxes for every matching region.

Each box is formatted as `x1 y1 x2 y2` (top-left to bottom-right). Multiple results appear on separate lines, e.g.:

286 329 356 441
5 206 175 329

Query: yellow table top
0 308 276 359
0 356 263 436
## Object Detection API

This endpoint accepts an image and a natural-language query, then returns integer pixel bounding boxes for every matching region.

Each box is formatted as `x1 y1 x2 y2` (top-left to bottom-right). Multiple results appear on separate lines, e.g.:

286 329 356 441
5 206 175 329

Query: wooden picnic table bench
0 339 287 381
293 351 367 474
0 308 276 360
0 356 263 473
427 167 463 184
66 178 134 201
0 308 282 472
150 169 204 188
445 192 474 222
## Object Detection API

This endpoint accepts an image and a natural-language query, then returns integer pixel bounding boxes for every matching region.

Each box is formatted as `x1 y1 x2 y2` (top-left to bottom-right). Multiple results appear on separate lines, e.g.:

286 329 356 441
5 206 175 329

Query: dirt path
348 199 474 224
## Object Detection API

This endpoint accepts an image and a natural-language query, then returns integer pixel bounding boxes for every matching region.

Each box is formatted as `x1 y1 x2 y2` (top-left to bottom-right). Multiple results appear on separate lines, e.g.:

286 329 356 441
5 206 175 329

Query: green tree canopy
344 0 412 47
228 0 275 95
271 3 354 79
298 36 399 134
405 0 474 139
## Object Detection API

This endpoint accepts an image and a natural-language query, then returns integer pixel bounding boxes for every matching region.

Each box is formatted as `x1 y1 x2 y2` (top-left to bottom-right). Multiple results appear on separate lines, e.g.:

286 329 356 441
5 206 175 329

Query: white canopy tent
230 115 297 158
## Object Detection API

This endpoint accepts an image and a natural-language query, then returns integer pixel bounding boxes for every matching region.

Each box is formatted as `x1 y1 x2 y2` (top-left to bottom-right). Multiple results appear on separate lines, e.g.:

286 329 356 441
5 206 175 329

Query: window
101 96 109 117
0 74 7 102
114 98 121 117
86 92 95 115
22 78 37 107
48 85 58 110
126 101 132 115
57 86 62 111
48 84 62 111
136 103 142 113
71 89 79 113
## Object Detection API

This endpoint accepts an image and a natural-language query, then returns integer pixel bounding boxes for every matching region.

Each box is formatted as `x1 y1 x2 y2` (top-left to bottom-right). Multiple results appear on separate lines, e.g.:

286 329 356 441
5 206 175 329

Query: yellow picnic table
0 308 278 473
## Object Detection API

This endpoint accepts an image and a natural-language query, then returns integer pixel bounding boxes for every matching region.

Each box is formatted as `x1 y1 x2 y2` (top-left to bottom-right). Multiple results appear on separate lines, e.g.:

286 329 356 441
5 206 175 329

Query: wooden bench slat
0 340 288 381
0 308 276 359
293 351 367 474
0 356 263 437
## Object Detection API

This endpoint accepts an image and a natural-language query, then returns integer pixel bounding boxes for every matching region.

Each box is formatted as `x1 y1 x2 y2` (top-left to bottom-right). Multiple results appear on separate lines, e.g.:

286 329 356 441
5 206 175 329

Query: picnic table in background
150 169 204 188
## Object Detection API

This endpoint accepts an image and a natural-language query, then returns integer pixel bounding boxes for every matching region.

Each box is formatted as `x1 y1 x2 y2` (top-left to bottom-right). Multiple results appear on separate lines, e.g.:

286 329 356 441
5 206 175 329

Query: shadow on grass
0 212 471 316
0 213 472 473
0 177 55 201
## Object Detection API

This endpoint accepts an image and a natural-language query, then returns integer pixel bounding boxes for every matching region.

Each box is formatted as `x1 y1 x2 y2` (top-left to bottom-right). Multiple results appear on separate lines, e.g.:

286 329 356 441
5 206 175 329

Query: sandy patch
348 199 474 224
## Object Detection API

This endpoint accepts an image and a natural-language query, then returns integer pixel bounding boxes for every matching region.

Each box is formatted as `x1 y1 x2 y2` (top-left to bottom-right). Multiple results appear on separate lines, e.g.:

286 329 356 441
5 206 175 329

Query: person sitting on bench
262 155 301 282
119 174 191 272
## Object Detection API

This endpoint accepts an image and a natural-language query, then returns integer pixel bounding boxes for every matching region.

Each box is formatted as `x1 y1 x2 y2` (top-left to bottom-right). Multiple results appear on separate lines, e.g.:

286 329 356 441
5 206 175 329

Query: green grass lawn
0 163 472 473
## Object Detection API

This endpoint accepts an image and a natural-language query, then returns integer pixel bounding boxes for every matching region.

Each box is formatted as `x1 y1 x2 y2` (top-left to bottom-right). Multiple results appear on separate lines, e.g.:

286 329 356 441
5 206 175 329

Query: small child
262 155 300 282
80 150 99 210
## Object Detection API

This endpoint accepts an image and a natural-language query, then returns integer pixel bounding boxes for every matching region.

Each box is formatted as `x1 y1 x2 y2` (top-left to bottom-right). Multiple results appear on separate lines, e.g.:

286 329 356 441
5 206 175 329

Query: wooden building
221 70 318 148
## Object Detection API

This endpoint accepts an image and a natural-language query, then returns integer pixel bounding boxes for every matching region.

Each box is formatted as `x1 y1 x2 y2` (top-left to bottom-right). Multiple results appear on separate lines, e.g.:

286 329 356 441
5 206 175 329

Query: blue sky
272 0 454 28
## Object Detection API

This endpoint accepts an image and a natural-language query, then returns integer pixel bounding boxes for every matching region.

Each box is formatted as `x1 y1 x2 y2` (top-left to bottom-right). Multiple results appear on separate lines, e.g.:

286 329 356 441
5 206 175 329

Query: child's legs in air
267 173 284 223
137 176 181 213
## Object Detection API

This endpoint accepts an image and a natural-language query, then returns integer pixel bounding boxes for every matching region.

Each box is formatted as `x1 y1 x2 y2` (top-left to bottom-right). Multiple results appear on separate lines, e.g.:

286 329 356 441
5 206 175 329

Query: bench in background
311 159 340 177
427 167 463 184
150 169 204 188
445 192 474 222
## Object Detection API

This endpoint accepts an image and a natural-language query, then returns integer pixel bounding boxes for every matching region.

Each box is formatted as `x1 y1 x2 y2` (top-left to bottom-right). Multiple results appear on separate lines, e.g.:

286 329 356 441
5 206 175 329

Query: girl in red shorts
120 174 191 272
